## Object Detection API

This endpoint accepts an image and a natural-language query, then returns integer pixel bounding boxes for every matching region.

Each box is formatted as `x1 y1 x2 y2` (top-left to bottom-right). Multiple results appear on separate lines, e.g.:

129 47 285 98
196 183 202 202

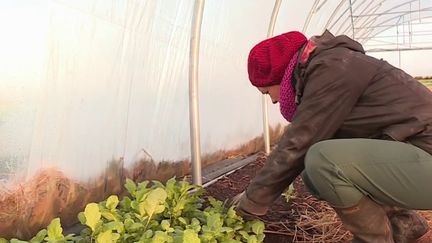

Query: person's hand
227 192 266 220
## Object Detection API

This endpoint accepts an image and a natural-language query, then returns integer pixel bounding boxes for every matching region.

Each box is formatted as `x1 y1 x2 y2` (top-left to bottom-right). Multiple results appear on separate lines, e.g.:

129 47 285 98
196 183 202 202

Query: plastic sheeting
0 0 431 239
1 1 195 181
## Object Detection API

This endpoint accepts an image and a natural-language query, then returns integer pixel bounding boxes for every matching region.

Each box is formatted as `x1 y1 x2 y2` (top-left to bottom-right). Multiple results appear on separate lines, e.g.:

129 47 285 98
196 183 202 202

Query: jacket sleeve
241 55 373 214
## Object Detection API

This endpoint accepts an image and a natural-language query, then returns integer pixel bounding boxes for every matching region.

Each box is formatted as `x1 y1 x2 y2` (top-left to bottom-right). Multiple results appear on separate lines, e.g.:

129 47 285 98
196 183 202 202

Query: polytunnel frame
188 0 282 185
305 0 432 70
305 0 432 52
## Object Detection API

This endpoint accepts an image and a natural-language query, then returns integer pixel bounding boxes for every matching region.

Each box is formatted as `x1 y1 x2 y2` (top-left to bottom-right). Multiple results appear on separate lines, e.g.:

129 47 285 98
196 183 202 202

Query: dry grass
130 124 286 182
200 124 285 166
0 166 128 239
262 193 352 243
263 188 432 242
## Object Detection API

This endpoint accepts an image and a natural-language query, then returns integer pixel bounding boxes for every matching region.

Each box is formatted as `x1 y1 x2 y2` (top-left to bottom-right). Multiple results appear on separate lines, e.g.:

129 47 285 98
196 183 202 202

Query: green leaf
64 233 77 241
10 239 28 243
189 218 201 232
183 229 200 242
206 213 223 231
30 229 47 242
226 207 235 218
173 229 200 243
112 233 120 242
96 230 116 243
137 181 150 190
101 209 120 222
135 190 148 203
160 220 170 231
121 196 132 210
78 212 86 225
84 203 102 232
177 217 187 225
151 231 172 243
221 227 234 233
257 234 265 242
46 218 64 241
141 188 167 217
123 218 133 228
0 238 8 243
238 230 249 240
247 235 258 243
143 229 153 239
281 184 296 203
106 195 119 210
125 179 137 196
191 218 200 226
208 197 223 212
103 221 124 234
251 221 264 235
150 180 164 189
126 222 144 233
164 178 176 198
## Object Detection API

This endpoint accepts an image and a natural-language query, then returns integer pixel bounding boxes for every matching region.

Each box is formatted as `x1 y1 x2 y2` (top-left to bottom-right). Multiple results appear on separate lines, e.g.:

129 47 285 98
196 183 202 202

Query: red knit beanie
248 31 307 87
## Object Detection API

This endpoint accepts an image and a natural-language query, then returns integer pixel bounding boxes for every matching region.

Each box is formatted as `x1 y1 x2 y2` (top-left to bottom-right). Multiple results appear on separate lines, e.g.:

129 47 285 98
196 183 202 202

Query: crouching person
230 30 432 242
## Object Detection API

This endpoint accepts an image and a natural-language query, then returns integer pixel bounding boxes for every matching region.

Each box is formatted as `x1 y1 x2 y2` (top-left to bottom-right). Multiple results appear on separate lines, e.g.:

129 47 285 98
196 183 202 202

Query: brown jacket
242 30 432 214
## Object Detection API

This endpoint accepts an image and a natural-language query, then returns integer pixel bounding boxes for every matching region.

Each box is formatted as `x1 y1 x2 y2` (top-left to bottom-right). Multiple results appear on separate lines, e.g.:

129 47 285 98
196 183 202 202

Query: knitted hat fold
247 31 307 87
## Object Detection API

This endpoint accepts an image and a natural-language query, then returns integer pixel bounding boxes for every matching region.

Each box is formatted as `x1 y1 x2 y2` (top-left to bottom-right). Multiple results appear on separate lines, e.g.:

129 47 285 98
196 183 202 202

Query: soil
204 152 351 243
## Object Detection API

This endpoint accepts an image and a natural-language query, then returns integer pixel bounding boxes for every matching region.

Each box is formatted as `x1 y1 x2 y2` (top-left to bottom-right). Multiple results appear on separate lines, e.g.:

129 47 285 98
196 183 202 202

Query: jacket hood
310 30 365 56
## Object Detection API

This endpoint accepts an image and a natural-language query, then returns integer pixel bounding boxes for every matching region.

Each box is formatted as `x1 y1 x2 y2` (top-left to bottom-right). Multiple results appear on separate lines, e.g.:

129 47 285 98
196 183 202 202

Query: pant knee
302 140 364 207
302 141 334 197
301 171 322 199
304 141 334 182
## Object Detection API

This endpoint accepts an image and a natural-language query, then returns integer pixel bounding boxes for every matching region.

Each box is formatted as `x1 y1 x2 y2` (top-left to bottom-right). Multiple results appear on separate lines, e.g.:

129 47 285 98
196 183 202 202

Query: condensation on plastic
0 1 198 237
0 0 431 239
1 1 197 183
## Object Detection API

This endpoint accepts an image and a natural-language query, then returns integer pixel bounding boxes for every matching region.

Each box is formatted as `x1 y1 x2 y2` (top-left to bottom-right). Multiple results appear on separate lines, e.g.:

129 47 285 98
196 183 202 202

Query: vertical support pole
348 0 355 39
409 2 412 47
262 0 282 155
398 49 402 68
419 0 422 23
189 0 205 185
397 22 401 68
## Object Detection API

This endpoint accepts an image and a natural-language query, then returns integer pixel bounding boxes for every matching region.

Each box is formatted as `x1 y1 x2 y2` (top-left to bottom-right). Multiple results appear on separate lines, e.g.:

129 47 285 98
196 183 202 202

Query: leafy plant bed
1 178 265 243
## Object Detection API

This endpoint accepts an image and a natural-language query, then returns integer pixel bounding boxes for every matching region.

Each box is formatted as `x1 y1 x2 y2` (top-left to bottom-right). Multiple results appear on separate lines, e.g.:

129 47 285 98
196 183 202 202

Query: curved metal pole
328 0 357 31
348 0 419 38
189 0 205 185
324 0 347 30
303 0 320 33
262 0 282 155
360 12 432 44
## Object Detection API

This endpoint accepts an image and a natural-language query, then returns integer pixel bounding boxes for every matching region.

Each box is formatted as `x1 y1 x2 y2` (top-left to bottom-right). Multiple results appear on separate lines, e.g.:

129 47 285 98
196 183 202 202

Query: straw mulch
261 188 351 243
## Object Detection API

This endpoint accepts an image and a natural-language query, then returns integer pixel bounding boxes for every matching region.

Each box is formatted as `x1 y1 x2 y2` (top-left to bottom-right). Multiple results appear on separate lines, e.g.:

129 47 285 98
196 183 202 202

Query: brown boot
334 196 394 243
385 207 431 243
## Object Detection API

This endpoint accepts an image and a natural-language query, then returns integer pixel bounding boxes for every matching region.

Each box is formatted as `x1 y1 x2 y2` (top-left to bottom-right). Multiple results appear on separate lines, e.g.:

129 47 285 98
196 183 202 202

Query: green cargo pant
302 139 432 209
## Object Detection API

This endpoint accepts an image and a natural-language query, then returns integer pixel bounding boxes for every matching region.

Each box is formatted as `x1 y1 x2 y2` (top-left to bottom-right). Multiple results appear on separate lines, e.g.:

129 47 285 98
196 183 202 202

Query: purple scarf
279 51 299 122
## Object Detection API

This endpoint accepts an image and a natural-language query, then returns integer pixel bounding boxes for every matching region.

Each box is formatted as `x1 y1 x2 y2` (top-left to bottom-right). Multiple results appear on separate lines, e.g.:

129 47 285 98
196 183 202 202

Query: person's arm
238 53 375 215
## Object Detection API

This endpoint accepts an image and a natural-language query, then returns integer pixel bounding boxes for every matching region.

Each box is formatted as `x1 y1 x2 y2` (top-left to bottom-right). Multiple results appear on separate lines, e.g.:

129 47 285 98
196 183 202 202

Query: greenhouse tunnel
1 0 431 239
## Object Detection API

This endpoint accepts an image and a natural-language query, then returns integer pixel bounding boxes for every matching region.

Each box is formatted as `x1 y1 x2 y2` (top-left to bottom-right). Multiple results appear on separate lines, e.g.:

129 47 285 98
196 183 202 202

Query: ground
204 152 432 243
